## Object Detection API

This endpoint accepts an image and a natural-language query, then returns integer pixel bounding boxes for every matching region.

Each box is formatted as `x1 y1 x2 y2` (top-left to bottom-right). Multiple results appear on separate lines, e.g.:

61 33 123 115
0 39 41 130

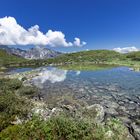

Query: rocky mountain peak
0 45 61 59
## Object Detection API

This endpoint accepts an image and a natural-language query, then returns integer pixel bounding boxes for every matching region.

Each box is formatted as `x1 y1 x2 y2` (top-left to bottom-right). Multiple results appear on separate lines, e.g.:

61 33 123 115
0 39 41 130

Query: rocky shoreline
30 93 140 140
5 68 140 140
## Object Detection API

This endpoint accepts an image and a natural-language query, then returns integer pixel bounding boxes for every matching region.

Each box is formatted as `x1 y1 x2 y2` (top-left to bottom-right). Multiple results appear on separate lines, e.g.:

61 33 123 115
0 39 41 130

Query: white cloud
46 30 73 47
0 16 86 47
113 46 139 53
74 37 86 47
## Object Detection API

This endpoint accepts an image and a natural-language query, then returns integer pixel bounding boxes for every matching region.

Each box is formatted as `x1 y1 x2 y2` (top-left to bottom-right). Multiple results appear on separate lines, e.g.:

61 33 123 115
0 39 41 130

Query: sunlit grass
58 63 117 71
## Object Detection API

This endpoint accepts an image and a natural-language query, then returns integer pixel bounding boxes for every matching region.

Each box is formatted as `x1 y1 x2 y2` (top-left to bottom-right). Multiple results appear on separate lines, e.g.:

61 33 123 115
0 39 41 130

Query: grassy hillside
126 51 140 61
0 50 45 70
0 50 26 66
46 50 125 64
42 50 140 71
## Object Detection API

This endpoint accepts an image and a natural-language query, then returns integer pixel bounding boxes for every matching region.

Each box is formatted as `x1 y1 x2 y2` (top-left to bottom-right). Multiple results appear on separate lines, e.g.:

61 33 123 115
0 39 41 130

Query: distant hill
48 50 124 64
0 49 25 66
0 45 61 59
126 51 140 61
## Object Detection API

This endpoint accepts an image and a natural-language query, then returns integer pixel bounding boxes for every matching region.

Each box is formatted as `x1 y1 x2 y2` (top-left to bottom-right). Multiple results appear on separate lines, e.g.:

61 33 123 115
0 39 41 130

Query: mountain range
0 45 61 59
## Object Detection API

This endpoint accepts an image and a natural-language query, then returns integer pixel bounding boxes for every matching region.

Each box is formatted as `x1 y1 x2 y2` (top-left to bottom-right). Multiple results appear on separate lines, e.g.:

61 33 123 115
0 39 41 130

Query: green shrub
21 77 27 81
0 79 22 91
0 116 102 140
0 92 32 131
17 86 37 97
0 114 132 140
0 78 32 131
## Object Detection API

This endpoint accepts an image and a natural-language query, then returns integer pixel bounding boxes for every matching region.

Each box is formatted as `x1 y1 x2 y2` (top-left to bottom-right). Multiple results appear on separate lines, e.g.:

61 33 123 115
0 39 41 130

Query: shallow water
9 66 140 97
7 67 34 74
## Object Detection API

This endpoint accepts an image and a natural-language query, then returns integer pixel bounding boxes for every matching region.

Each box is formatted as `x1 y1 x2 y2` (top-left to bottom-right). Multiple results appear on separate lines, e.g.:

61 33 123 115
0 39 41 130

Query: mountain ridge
0 45 61 59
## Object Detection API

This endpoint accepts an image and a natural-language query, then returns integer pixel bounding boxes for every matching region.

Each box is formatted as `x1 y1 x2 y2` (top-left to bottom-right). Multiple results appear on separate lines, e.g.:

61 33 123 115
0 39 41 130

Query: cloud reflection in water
31 67 81 88
33 67 67 85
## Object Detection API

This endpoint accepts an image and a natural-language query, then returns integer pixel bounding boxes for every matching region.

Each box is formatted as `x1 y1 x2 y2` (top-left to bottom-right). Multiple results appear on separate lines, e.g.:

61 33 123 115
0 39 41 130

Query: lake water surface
9 66 140 102
9 66 140 92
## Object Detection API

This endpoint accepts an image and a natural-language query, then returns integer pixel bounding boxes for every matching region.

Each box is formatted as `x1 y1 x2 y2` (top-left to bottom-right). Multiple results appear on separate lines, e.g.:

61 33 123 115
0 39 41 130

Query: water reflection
33 67 67 85
76 71 81 75
7 66 140 96
31 67 81 88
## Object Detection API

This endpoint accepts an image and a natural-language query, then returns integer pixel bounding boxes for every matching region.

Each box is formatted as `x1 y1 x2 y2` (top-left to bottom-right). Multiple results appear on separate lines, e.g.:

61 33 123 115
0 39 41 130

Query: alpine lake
5 64 140 138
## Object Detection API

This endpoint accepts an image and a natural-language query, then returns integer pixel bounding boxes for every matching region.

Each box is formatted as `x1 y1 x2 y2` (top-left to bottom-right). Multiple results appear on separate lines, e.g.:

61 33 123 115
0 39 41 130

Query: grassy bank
58 63 117 71
0 78 133 140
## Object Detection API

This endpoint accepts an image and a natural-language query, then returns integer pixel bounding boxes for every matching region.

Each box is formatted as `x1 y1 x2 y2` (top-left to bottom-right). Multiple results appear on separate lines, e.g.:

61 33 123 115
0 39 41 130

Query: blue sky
0 0 140 52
